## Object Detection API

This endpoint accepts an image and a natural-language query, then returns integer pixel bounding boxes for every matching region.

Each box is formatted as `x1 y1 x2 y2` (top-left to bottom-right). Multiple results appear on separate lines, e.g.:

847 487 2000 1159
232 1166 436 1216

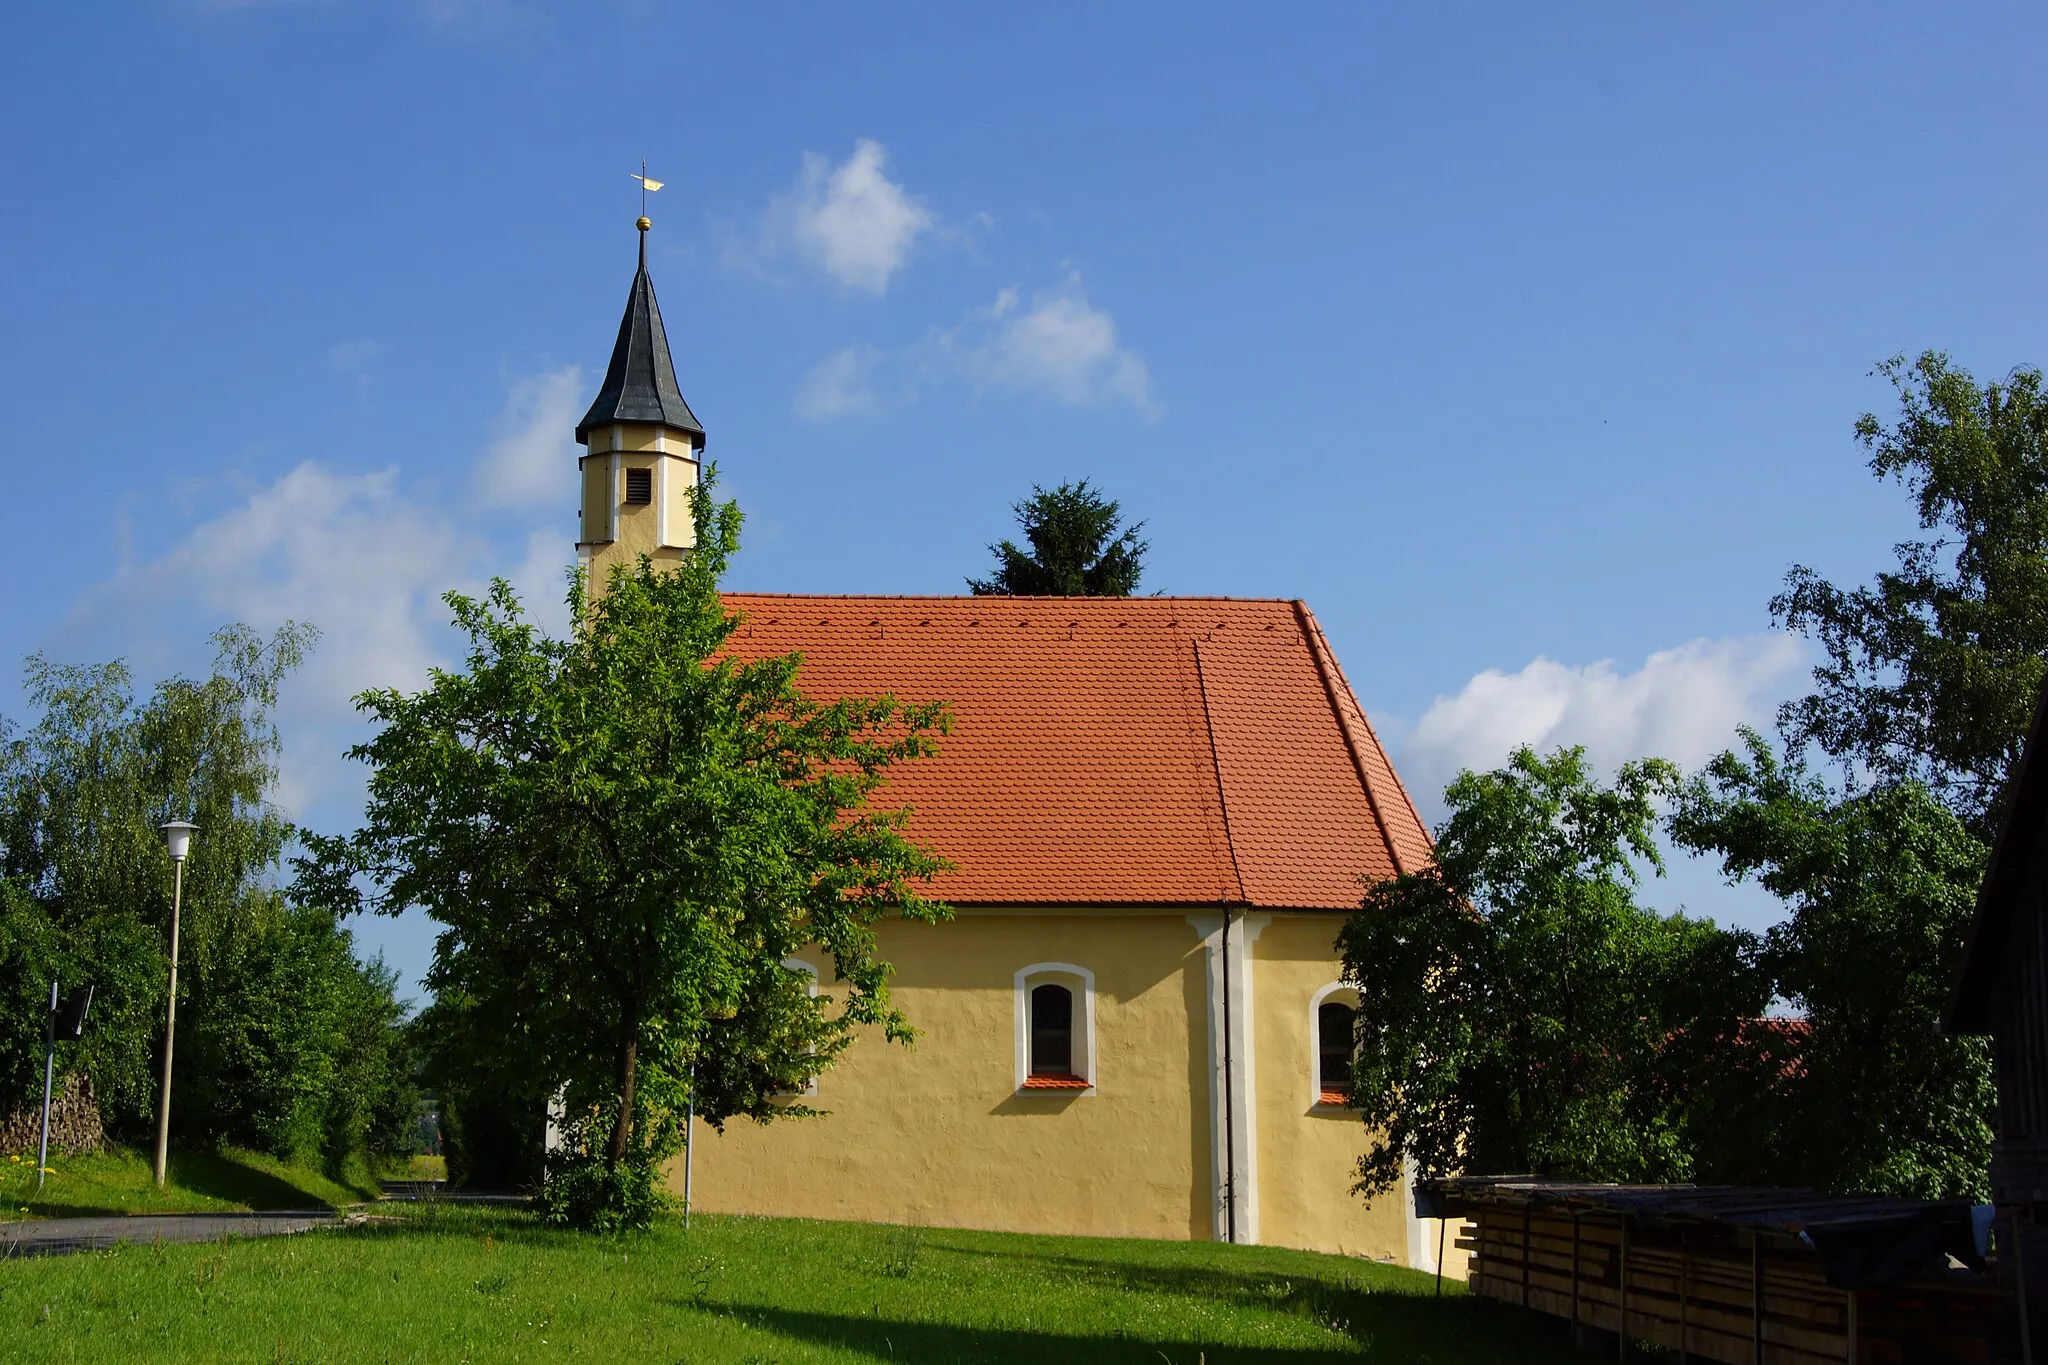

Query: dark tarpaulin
1799 1204 1986 1289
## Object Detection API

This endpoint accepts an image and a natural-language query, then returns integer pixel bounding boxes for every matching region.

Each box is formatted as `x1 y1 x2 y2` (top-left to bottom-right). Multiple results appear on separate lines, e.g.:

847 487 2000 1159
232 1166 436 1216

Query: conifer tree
967 480 1149 596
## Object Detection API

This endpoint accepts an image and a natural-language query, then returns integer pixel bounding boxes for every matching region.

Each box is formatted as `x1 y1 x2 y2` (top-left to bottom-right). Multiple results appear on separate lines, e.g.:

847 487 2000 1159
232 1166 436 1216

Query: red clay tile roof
721 595 1433 911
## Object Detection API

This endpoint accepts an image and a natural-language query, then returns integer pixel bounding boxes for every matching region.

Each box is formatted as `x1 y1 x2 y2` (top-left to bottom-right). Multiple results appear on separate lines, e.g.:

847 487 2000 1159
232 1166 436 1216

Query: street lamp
152 820 197 1191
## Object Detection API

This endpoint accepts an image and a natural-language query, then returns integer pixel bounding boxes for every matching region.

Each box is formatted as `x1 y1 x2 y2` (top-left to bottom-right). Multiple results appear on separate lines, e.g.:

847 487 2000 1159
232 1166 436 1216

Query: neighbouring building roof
575 234 705 445
720 594 1433 910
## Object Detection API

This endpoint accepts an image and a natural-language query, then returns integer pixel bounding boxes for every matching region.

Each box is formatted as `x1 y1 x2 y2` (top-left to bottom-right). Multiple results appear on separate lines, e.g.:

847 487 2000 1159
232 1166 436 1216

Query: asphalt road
0 1210 337 1258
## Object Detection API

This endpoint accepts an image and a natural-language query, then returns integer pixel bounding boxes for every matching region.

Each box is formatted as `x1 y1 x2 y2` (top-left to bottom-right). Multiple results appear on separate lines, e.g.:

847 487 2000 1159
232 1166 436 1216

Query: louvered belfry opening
1030 983 1075 1078
625 467 653 504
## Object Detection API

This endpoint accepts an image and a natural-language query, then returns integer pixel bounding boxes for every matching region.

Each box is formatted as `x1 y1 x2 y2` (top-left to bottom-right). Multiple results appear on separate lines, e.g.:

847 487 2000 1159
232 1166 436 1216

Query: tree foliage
1669 730 1993 1199
966 480 1148 597
295 479 952 1229
0 627 413 1168
1338 746 1763 1196
412 992 545 1193
1341 354 2023 1203
1775 352 2048 833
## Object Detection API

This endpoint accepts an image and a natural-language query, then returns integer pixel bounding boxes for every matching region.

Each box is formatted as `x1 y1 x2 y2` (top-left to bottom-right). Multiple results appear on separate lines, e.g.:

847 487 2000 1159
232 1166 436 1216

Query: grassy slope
0 1146 381 1219
0 1203 1582 1363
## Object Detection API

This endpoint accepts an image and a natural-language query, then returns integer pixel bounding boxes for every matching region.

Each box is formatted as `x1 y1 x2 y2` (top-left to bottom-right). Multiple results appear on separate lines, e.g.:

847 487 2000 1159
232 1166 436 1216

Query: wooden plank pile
1435 1178 2002 1363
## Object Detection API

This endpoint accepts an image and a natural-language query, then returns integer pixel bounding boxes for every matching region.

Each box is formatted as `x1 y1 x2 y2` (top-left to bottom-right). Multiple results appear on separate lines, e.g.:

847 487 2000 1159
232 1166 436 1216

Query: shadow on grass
879 1239 1581 1361
11 1202 132 1219
166 1150 344 1210
341 1202 565 1247
700 1302 1578 1364
913 1245 1379 1339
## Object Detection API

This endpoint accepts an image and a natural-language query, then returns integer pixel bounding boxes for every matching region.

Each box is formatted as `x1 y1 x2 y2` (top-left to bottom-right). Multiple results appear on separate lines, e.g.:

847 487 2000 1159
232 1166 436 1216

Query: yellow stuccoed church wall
1250 914 1457 1269
668 909 1449 1267
673 912 1210 1241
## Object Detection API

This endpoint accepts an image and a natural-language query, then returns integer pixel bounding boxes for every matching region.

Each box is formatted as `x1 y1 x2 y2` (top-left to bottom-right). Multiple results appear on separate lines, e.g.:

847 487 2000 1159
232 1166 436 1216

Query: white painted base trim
1402 1157 1444 1275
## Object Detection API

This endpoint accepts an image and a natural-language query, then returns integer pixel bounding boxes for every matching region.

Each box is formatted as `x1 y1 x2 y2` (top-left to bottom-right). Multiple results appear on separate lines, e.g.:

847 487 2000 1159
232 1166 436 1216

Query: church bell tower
575 215 705 590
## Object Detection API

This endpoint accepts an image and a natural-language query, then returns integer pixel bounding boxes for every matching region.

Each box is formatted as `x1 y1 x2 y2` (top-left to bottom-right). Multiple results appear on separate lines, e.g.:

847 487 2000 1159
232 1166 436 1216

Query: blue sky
3 3 2043 1001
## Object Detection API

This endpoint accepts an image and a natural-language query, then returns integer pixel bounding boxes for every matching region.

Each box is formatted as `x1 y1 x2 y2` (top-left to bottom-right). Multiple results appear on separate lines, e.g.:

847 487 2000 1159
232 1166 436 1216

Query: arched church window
1030 983 1075 1079
1013 964 1095 1094
771 958 821 1098
1318 999 1357 1106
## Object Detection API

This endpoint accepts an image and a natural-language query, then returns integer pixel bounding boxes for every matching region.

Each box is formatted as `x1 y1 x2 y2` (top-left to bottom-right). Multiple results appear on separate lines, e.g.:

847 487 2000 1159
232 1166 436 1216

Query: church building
573 218 1450 1267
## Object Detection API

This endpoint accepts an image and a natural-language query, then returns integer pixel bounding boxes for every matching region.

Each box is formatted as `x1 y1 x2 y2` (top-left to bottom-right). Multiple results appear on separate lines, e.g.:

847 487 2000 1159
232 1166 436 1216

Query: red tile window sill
1022 1074 1091 1091
1317 1090 1355 1108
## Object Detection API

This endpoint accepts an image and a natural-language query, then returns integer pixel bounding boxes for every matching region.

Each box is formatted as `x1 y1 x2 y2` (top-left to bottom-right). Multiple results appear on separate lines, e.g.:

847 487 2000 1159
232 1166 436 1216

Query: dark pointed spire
575 218 705 446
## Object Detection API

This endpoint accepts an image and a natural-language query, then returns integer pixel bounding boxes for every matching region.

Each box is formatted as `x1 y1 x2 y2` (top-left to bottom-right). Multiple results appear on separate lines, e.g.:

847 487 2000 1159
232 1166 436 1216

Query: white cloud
762 139 934 293
66 464 471 818
58 428 577 1002
62 457 580 823
952 279 1153 409
416 0 529 30
477 365 584 507
796 344 883 420
327 339 380 376
186 0 310 12
797 275 1154 419
1397 634 1810 812
61 357 591 822
505 524 577 638
148 464 466 693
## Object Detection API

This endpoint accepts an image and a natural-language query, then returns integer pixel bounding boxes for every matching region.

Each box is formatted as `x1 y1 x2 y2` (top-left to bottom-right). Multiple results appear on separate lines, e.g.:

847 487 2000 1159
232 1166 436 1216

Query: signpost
36 981 93 1190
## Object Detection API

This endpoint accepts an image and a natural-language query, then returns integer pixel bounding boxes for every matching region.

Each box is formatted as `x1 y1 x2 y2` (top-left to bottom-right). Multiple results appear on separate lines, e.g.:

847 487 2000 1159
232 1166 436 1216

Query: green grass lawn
0 1201 1583 1363
0 1145 382 1219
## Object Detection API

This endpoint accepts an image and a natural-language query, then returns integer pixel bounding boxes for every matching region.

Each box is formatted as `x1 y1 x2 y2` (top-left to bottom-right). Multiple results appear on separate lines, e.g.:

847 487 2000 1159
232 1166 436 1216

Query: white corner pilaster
607 452 621 544
1189 910 1270 1244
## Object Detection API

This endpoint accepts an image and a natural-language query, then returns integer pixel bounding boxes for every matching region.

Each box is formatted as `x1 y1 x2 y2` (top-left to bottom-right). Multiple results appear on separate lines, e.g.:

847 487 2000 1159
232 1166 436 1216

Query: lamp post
152 820 197 1191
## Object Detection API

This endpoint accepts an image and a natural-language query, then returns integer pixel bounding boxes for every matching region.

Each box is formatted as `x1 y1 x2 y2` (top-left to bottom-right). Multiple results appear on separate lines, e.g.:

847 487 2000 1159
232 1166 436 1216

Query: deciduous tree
1775 352 2048 834
295 482 952 1229
1669 730 1993 1199
1339 746 1762 1197
0 625 412 1170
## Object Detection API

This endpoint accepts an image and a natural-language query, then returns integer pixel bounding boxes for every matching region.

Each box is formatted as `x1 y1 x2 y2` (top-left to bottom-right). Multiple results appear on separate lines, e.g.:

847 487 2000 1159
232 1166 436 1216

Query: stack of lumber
1434 1178 2001 1364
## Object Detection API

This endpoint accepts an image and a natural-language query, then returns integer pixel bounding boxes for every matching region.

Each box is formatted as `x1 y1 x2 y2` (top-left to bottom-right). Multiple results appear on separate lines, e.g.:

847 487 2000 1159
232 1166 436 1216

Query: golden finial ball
637 216 652 231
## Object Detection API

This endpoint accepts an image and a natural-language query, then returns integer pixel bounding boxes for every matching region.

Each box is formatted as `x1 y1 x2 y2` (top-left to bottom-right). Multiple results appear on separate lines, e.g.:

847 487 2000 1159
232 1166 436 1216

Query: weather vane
631 160 664 226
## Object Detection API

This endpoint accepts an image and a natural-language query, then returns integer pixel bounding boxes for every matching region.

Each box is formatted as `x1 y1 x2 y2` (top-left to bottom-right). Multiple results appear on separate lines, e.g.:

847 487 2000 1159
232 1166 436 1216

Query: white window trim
1012 962 1096 1097
782 957 821 1097
1309 980 1361 1112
